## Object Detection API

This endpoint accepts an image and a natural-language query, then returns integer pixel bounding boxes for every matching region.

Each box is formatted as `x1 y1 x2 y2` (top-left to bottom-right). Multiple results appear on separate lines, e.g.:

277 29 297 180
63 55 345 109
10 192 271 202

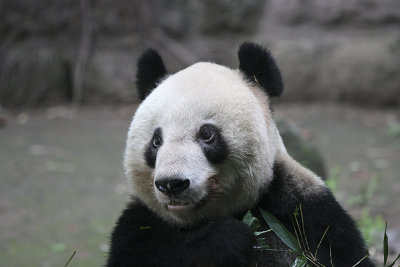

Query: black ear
136 49 167 100
238 42 283 97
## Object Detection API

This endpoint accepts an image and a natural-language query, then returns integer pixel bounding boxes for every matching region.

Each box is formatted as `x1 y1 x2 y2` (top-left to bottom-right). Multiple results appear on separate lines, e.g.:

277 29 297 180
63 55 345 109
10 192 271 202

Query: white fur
124 62 323 225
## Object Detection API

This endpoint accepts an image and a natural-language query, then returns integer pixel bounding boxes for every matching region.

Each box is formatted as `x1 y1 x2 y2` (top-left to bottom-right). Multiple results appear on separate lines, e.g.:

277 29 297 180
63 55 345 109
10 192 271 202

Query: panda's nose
155 178 190 195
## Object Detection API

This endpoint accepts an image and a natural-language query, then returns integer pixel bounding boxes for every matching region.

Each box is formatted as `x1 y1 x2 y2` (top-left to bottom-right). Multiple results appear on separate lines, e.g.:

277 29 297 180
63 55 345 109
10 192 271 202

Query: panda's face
124 62 278 225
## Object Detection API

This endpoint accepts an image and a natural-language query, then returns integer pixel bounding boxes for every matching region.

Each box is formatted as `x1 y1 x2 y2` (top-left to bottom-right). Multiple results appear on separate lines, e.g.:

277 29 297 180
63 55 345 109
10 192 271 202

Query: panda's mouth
165 200 198 215
165 196 208 213
167 200 196 211
163 176 217 215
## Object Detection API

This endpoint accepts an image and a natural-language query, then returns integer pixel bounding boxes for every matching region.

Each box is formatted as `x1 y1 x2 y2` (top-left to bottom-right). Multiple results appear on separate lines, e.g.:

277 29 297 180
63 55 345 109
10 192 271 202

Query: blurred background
0 0 399 266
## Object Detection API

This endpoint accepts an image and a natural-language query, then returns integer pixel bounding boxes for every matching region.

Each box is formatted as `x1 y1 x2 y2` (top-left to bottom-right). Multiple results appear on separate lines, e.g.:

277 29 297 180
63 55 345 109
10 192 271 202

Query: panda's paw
192 218 256 266
215 218 256 246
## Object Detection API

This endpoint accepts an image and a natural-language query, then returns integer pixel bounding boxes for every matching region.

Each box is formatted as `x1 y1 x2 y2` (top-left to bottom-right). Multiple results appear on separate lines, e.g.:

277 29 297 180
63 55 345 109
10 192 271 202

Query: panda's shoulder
253 157 371 266
258 156 343 218
113 199 164 229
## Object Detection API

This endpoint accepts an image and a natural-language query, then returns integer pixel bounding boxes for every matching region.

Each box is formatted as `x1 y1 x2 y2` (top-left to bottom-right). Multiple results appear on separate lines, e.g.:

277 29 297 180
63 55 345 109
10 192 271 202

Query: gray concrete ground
0 103 399 266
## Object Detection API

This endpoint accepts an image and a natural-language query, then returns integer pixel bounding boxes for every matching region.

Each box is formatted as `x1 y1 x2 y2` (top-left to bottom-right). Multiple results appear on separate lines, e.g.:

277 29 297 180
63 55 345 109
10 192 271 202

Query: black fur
107 201 256 267
145 127 163 168
196 124 228 164
136 49 167 100
238 42 283 97
107 160 375 266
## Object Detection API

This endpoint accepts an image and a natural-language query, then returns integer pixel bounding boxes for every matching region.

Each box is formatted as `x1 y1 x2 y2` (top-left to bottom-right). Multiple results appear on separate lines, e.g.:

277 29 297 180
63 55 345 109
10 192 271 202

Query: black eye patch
197 124 228 164
145 127 163 168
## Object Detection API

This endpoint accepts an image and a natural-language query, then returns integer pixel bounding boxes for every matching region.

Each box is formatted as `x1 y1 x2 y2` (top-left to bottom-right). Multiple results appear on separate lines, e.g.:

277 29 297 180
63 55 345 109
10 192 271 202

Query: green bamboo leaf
242 210 261 230
291 255 308 267
260 209 302 254
242 210 253 226
384 222 388 265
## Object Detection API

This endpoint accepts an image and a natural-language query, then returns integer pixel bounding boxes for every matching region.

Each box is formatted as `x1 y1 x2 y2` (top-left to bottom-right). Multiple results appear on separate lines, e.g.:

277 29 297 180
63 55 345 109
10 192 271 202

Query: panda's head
124 42 284 225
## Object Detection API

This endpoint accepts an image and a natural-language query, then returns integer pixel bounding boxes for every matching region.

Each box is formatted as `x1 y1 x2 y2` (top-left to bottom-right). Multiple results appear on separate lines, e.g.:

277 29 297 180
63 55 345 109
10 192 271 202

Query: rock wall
0 0 399 106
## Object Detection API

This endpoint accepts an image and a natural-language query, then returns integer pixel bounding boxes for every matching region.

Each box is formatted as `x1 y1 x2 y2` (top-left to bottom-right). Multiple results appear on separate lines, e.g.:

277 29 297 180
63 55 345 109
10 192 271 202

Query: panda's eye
197 124 228 164
145 128 163 168
150 128 163 149
198 125 215 144
152 135 162 148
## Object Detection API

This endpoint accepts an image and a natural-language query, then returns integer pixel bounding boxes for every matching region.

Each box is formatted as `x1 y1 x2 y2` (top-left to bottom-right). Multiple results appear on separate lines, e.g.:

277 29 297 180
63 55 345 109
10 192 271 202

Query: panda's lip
167 202 196 210
166 200 197 212
166 198 206 212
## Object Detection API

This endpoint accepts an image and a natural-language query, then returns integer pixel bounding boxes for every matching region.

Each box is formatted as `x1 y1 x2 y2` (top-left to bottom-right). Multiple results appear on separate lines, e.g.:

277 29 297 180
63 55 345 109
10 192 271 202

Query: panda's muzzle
155 177 190 196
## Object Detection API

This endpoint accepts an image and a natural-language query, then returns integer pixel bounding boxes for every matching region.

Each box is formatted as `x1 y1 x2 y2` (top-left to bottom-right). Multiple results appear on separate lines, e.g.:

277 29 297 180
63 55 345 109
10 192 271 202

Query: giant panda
107 42 374 267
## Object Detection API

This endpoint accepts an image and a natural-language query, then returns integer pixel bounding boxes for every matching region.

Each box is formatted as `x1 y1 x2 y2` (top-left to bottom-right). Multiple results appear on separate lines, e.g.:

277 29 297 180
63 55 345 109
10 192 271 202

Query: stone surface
0 0 399 106
266 0 400 25
0 41 71 106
